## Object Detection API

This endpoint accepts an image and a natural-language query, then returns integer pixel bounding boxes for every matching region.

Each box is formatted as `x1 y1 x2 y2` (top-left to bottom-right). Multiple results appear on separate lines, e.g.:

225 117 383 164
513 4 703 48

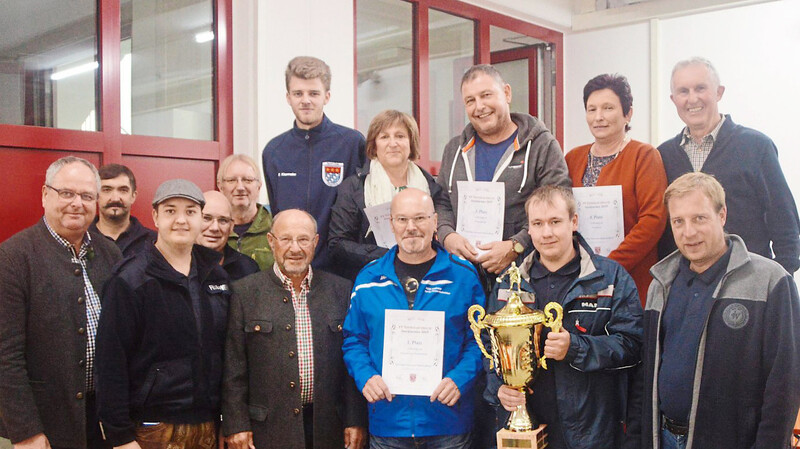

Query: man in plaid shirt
222 209 367 449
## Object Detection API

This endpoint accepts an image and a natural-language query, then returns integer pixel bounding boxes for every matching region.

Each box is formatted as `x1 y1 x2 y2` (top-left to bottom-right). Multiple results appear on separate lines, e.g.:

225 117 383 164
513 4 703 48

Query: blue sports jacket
343 244 485 437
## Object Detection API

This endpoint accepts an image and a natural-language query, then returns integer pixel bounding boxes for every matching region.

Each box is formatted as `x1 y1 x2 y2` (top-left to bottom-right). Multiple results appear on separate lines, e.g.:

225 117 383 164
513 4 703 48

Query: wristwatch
510 238 525 255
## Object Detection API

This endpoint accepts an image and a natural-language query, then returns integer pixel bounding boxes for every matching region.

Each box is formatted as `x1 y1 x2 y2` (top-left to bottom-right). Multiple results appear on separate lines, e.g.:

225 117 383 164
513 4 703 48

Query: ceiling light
195 31 214 43
50 61 99 81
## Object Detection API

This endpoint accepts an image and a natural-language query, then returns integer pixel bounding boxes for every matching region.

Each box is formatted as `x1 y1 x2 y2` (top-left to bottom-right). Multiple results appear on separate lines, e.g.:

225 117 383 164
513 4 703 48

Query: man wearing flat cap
96 179 232 449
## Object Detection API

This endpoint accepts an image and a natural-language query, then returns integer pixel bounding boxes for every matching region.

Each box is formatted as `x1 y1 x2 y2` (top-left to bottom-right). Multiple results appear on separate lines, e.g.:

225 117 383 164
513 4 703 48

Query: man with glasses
90 164 156 257
343 188 485 449
197 190 259 281
217 154 273 270
222 209 367 449
0 156 122 449
262 56 366 270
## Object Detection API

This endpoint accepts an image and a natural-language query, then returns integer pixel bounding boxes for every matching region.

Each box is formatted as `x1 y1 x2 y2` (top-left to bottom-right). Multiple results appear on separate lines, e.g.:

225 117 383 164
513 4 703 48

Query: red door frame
490 46 539 121
354 0 564 174
0 0 233 242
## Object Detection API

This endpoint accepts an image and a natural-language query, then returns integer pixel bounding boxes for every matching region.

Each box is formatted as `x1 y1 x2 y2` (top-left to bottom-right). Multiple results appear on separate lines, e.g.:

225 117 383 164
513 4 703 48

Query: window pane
428 9 473 162
122 0 215 140
492 60 529 116
356 0 413 135
0 1 98 130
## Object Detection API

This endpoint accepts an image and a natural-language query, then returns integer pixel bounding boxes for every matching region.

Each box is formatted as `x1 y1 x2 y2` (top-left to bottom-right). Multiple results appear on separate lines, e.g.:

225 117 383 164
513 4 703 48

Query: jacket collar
457 112 546 149
145 243 223 285
363 241 450 285
517 232 599 284
650 233 750 288
291 114 331 138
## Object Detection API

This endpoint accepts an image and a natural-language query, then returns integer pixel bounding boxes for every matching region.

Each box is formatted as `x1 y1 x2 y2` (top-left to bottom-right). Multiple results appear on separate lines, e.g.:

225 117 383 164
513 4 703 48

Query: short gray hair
45 156 100 192
671 57 721 92
461 64 506 89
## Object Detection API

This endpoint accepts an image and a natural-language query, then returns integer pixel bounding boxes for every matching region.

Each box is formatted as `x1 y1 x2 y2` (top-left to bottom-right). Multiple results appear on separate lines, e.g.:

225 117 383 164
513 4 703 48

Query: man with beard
197 190 259 281
343 188 485 449
91 164 156 257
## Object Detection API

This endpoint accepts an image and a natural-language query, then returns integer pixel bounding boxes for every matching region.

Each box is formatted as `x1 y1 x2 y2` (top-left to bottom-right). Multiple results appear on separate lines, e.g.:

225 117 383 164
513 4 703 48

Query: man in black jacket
223 209 366 449
196 190 259 281
0 156 121 449
96 179 231 449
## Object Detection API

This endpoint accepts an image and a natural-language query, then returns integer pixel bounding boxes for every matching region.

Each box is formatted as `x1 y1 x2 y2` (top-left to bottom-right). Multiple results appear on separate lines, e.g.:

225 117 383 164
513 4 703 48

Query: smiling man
343 188 485 449
196 190 259 281
657 57 800 273
217 154 273 270
643 172 800 449
262 56 366 271
437 64 570 276
485 184 642 449
91 164 156 257
96 179 231 449
222 209 367 449
0 156 121 449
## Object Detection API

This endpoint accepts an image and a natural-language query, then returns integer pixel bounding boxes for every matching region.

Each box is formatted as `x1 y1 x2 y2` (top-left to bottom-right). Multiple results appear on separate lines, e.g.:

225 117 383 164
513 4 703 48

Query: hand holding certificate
382 309 445 396
364 201 395 249
456 181 505 256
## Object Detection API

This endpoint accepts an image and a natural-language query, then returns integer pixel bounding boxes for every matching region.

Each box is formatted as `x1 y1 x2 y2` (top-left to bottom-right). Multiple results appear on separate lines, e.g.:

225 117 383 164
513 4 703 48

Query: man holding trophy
343 188 485 448
483 185 643 449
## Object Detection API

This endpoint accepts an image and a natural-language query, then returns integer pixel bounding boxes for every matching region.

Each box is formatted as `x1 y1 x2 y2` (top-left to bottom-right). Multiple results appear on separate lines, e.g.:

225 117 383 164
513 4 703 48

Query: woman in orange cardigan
565 74 667 306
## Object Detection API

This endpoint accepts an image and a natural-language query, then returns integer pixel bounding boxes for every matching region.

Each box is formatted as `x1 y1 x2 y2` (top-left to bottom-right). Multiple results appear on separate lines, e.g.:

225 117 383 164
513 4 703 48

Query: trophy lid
483 262 546 327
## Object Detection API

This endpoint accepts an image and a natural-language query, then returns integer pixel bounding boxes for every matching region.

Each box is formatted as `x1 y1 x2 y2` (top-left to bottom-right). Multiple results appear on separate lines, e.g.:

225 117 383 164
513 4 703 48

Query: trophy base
496 425 547 449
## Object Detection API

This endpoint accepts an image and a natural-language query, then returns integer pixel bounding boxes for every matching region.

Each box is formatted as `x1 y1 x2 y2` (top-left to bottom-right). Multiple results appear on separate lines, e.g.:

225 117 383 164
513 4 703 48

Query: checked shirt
43 217 101 392
273 263 315 405
680 114 725 171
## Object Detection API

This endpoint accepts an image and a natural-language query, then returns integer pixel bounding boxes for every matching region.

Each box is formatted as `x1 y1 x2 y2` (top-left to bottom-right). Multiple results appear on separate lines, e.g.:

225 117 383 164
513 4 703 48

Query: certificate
364 201 395 249
456 181 505 255
382 309 444 396
573 185 624 257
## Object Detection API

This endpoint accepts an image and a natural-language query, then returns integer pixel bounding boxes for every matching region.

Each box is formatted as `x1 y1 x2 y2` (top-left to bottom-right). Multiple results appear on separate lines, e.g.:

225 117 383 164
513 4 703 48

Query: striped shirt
273 263 315 404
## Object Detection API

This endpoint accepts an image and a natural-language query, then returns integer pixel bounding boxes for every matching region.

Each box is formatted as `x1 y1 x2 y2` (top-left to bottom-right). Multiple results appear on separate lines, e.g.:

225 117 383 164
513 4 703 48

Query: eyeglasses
391 214 432 227
202 214 233 226
270 233 315 248
46 185 97 202
221 176 259 186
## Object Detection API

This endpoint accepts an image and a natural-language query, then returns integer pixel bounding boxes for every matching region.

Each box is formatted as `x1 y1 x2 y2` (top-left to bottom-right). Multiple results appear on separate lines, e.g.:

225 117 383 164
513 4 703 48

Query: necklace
590 135 630 158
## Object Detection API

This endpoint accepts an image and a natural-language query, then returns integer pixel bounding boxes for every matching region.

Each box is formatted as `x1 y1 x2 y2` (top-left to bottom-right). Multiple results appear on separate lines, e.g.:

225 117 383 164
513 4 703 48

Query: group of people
0 54 798 449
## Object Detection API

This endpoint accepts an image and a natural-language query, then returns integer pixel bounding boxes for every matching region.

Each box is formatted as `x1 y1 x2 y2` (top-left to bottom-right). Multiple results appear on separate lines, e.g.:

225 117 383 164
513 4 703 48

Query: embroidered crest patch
322 161 344 187
722 302 749 329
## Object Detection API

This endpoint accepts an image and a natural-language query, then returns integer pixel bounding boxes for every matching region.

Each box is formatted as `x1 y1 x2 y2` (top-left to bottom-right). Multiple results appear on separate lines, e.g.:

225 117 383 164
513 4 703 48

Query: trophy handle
467 304 494 369
539 302 564 370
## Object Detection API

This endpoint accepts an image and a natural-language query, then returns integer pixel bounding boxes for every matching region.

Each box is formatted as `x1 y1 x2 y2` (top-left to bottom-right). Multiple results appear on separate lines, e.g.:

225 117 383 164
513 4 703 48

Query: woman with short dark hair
565 74 668 305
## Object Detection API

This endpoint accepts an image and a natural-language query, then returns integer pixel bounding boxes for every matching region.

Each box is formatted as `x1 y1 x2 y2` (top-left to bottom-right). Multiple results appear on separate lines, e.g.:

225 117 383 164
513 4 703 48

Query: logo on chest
722 302 749 329
322 162 344 187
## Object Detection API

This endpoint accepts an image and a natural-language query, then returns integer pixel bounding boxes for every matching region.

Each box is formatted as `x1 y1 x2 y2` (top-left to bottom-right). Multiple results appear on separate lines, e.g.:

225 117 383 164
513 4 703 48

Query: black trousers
303 403 314 449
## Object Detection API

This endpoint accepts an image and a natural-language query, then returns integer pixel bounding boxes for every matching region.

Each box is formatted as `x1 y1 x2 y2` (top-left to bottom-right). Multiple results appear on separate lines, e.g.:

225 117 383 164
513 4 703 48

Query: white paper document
382 309 445 396
456 181 505 255
364 201 395 249
573 185 624 257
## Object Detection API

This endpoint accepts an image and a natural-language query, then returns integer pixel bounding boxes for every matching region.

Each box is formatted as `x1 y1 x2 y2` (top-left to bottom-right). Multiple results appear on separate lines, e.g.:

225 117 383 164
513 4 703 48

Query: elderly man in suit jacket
0 156 122 449
222 209 367 449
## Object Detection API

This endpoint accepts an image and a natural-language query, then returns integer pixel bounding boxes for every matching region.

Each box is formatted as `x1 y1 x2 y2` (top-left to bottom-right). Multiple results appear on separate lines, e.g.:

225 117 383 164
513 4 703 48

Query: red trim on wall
491 46 539 118
216 0 234 163
99 0 121 166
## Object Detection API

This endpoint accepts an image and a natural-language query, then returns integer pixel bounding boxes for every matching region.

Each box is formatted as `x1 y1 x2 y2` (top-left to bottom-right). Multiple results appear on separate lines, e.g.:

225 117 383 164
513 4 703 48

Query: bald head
390 188 437 262
196 190 234 253
272 209 318 235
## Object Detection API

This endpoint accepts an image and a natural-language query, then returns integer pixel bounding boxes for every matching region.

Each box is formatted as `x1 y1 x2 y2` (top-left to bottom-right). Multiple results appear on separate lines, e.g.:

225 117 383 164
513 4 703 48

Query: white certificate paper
456 181 505 255
382 309 444 396
364 201 395 249
573 185 624 257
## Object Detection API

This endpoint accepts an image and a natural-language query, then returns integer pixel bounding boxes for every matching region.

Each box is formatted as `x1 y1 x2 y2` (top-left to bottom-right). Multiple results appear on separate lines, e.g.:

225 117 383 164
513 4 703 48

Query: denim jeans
661 428 688 449
370 433 472 449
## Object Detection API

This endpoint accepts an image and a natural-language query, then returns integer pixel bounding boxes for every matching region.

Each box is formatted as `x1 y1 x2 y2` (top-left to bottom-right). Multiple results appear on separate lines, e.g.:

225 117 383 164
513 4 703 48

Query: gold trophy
468 262 563 449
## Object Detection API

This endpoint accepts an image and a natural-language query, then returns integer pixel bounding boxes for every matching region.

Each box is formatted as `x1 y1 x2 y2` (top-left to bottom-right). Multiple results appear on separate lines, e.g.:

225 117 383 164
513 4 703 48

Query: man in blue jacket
488 185 643 449
262 56 366 271
343 188 485 448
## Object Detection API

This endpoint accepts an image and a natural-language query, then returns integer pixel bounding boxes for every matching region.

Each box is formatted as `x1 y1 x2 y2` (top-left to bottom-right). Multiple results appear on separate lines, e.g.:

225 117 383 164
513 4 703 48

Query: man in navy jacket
262 56 365 271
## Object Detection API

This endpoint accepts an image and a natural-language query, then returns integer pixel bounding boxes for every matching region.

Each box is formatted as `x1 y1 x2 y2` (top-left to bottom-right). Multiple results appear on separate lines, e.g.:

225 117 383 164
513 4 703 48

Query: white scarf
364 159 430 208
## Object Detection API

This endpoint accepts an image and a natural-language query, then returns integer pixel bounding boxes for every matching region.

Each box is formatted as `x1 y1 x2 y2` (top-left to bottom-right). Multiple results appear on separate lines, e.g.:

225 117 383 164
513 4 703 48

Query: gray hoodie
436 112 570 250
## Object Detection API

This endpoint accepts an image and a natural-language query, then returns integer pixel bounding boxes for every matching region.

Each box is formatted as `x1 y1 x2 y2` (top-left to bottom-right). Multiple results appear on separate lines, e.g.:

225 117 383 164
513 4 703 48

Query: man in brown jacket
222 209 366 449
0 156 122 449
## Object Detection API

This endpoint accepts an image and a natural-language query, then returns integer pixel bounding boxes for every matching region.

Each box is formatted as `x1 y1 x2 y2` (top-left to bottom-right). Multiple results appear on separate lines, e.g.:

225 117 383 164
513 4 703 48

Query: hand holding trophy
468 262 563 449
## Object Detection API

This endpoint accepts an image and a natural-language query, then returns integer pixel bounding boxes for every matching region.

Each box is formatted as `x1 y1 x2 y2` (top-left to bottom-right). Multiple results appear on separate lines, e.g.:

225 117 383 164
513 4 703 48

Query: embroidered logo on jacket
722 302 749 329
207 283 229 292
322 162 344 187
